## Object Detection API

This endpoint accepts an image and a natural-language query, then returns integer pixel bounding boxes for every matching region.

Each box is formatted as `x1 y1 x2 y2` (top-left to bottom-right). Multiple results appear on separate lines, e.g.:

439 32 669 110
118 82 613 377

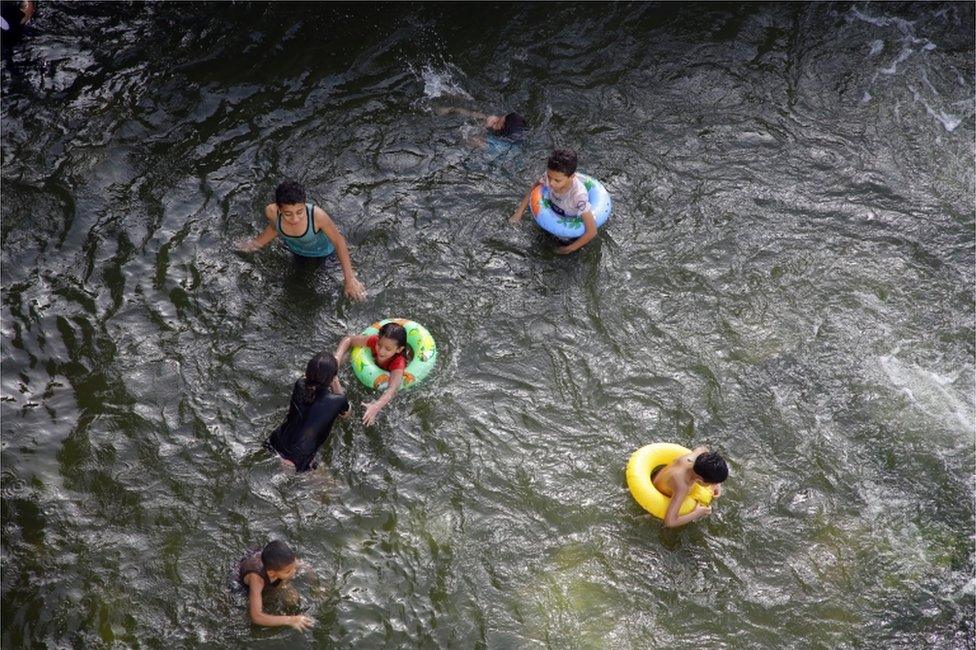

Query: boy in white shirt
509 149 598 254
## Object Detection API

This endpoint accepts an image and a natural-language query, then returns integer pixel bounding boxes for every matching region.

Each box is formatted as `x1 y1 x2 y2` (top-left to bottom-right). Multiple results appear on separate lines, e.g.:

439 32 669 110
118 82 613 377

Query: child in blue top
237 179 366 301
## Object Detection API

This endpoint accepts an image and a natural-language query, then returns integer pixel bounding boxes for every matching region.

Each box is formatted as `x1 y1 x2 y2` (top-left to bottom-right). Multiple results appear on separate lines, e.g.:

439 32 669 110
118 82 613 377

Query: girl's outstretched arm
362 369 403 426
334 335 371 365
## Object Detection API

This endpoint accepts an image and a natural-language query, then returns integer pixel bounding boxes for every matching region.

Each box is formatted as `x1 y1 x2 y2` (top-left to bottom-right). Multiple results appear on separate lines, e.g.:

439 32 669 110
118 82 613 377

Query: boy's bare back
652 446 717 528
653 448 704 495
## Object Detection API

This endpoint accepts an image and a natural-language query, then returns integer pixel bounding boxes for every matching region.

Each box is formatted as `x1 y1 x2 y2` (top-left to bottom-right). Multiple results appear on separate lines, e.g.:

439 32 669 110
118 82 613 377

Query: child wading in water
266 352 350 472
334 322 410 426
237 179 367 301
237 540 314 631
652 446 728 528
509 148 599 254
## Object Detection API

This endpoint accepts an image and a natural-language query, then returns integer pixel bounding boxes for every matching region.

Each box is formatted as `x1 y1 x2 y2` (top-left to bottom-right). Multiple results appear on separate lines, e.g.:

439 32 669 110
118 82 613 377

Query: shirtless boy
652 446 728 528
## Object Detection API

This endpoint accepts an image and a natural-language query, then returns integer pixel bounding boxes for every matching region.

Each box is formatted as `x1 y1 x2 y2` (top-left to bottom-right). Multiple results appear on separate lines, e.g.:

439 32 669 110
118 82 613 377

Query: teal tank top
276 203 336 258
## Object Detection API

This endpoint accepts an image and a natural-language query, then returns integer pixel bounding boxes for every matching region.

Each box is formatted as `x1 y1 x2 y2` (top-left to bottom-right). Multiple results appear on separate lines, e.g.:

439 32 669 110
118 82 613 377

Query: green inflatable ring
350 318 437 391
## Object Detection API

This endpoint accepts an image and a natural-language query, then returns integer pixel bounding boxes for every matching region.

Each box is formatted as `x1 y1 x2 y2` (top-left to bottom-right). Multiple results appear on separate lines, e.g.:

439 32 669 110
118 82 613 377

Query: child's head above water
547 149 578 176
304 352 338 402
261 540 298 581
693 451 728 484
275 179 306 207
545 148 579 193
493 112 527 140
375 322 408 365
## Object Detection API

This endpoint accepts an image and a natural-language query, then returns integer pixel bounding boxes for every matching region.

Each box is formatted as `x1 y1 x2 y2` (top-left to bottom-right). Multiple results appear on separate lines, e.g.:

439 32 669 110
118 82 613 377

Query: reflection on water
1 2 973 647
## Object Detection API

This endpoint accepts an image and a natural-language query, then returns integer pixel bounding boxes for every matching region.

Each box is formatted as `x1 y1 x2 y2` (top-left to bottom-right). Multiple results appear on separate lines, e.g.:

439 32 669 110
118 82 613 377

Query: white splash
413 62 472 100
908 84 962 132
850 7 916 33
879 47 914 75
877 348 973 434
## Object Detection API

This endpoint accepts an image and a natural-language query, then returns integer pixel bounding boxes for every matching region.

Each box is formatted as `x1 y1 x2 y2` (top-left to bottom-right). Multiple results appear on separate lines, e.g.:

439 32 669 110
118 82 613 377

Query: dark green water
2 2 974 647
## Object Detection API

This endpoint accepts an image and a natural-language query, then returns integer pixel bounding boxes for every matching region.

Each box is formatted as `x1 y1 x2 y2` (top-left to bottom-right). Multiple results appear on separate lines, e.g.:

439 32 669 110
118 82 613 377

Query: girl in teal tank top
276 203 336 258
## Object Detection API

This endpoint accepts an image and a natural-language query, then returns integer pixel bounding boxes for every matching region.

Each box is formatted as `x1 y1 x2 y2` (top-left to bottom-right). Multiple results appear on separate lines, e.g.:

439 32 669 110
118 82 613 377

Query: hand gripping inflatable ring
626 443 713 520
350 318 437 391
529 172 612 240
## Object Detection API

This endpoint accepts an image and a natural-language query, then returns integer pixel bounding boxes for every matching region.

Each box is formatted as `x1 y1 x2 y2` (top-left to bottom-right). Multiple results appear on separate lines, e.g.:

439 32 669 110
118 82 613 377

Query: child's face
267 560 298 582
277 202 306 228
375 336 404 364
545 169 573 193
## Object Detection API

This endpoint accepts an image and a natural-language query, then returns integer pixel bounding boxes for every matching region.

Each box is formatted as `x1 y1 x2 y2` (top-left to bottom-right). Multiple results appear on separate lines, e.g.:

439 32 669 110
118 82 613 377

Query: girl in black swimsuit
266 352 350 471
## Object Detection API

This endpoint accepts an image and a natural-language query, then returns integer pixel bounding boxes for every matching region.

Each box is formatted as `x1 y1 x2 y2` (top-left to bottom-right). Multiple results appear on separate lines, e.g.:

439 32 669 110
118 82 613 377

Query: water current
1 2 974 647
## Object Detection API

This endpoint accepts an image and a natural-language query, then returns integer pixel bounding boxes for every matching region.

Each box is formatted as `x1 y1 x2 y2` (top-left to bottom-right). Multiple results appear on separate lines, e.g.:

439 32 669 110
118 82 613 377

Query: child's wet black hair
693 451 728 483
261 540 296 571
303 352 338 404
547 149 578 175
378 322 411 361
275 179 306 206
500 112 527 139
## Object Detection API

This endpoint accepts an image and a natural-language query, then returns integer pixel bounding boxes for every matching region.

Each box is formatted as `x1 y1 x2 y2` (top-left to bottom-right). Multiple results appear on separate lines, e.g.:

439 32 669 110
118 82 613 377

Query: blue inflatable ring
529 173 612 239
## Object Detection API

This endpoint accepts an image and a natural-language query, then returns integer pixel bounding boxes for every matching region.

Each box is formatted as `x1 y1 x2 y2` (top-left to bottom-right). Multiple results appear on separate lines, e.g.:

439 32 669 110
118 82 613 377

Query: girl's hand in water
288 615 315 631
344 277 367 302
362 401 383 426
693 505 712 521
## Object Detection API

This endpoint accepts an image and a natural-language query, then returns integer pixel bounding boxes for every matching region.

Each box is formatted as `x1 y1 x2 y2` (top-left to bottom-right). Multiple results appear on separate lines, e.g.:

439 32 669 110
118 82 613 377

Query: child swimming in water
652 446 728 528
333 322 410 426
434 106 527 147
266 352 350 472
236 179 367 302
237 540 314 631
509 148 599 254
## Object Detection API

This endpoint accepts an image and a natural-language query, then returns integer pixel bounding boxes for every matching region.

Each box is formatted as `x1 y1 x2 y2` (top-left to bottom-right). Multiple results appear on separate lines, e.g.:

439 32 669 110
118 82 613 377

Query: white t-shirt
539 173 590 217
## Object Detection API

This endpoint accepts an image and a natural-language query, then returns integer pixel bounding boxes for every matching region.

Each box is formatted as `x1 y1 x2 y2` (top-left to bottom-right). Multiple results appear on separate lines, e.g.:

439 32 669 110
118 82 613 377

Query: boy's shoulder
311 205 337 227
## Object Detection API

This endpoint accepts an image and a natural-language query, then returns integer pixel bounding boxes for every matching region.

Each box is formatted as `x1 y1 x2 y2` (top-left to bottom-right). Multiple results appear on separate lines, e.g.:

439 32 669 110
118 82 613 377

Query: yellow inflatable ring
626 443 713 520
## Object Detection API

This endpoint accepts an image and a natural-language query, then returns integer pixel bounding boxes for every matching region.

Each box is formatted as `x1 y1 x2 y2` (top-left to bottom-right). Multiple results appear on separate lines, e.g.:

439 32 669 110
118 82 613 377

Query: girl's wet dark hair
261 540 296 571
500 112 527 139
547 149 578 175
693 451 729 484
275 179 306 206
303 352 338 404
378 322 411 362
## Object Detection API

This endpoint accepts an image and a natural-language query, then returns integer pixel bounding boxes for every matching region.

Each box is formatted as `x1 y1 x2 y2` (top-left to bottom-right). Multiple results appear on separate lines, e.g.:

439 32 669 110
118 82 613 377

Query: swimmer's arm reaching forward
243 573 315 631
509 183 539 224
235 204 281 252
312 207 366 302
661 476 711 528
334 335 371 366
553 210 597 255
434 106 489 120
362 368 402 426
